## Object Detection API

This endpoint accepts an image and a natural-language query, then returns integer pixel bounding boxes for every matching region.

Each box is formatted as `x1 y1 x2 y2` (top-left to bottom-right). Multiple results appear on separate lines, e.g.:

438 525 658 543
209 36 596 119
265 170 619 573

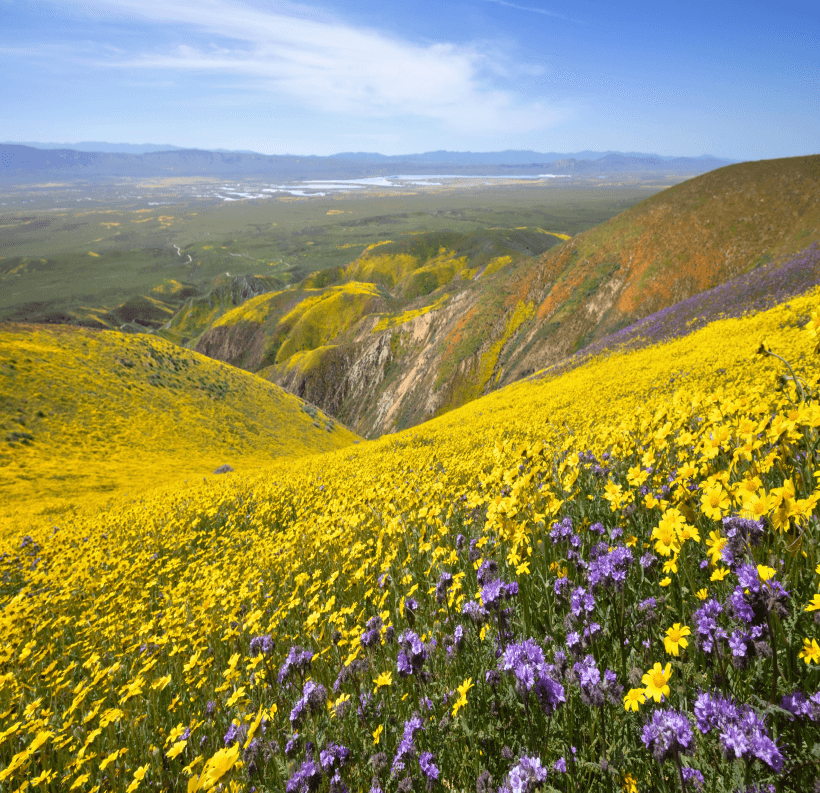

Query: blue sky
2 0 818 158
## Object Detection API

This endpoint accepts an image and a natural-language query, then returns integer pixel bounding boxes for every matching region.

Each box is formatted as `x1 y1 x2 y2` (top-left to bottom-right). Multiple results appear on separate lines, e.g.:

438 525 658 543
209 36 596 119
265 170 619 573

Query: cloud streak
482 0 576 22
53 0 569 136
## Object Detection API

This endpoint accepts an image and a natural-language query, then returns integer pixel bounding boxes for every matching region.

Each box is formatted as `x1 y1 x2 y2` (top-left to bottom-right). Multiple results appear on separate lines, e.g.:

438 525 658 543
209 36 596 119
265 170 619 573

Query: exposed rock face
163 273 281 345
181 156 820 439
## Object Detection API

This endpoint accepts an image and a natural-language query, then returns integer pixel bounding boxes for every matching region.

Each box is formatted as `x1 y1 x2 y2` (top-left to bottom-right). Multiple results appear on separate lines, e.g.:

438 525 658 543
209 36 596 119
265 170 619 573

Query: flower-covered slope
183 156 820 439
3 286 820 791
0 323 358 528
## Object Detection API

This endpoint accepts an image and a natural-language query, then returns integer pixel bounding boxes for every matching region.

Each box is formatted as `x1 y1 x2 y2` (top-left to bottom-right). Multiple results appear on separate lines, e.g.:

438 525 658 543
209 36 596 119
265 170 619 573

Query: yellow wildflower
805 594 820 612
641 662 672 702
622 773 638 793
652 509 684 557
199 743 240 789
126 765 148 793
452 676 474 717
663 624 691 657
373 671 393 692
700 483 730 520
710 567 729 581
705 531 727 565
99 750 120 771
31 769 56 785
799 638 820 665
225 687 246 708
623 688 646 712
372 724 383 745
167 740 187 760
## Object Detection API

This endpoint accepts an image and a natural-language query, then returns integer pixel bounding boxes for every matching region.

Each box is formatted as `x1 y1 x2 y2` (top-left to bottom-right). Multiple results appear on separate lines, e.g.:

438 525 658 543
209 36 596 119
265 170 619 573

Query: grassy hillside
495 154 820 382
0 324 358 526
182 157 820 439
1 182 650 330
2 285 820 791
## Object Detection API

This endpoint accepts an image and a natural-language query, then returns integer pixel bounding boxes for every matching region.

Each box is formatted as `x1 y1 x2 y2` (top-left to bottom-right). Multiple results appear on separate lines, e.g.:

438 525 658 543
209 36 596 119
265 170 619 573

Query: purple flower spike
641 708 694 762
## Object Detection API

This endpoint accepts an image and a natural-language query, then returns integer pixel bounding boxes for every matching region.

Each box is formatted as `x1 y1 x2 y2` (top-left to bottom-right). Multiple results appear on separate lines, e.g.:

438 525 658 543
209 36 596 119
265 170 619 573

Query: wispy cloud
482 0 576 22
51 0 569 135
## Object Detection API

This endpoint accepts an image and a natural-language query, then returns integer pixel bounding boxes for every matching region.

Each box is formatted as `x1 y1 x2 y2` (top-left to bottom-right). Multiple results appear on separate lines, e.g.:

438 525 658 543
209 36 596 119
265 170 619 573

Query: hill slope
183 156 820 438
0 324 358 524
1 282 819 791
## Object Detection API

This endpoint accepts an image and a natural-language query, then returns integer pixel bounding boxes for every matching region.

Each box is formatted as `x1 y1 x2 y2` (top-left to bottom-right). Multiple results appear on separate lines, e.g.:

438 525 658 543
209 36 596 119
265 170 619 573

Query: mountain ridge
0 143 735 182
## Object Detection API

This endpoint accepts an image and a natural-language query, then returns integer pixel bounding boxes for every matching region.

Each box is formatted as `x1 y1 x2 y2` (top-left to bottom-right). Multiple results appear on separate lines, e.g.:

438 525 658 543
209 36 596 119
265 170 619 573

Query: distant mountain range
0 143 736 182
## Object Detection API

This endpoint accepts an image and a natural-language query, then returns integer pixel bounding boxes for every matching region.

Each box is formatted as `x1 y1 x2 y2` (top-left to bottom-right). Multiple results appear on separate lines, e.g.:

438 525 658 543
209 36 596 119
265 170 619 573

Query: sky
1 0 818 159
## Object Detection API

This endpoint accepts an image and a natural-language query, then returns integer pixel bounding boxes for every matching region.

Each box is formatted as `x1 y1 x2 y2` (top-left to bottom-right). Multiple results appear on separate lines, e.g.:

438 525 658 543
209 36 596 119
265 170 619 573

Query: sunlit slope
0 323 358 522
187 230 566 435
1 288 819 791
494 154 820 383
182 157 820 438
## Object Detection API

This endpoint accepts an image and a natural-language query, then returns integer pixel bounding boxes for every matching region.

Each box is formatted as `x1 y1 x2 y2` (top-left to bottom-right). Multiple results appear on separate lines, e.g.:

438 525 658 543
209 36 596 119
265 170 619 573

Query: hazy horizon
0 141 741 161
2 1 818 160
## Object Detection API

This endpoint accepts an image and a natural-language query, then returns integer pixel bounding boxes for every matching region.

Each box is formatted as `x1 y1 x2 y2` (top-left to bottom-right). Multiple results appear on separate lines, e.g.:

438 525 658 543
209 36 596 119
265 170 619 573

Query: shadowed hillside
0 324 358 524
178 156 820 438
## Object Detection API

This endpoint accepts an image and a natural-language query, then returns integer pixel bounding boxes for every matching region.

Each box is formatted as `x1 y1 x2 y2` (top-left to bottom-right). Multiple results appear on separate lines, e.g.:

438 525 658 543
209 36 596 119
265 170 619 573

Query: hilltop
179 155 820 437
0 324 358 528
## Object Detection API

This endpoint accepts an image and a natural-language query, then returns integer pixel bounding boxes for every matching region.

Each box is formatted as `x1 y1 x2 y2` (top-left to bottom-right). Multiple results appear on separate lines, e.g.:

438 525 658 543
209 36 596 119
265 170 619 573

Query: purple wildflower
391 714 424 777
462 600 489 624
435 571 453 604
499 755 548 793
476 559 499 586
320 743 351 773
534 673 566 715
286 758 323 793
681 767 704 789
781 691 813 720
587 545 633 591
397 630 427 677
279 645 313 685
550 517 574 544
419 752 439 784
642 708 695 762
290 680 327 727
249 634 274 656
499 638 546 694
692 599 727 654
569 586 596 619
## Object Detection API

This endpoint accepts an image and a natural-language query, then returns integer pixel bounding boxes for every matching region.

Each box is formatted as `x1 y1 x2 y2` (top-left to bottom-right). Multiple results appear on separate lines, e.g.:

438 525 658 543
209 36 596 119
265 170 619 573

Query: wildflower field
3 286 820 793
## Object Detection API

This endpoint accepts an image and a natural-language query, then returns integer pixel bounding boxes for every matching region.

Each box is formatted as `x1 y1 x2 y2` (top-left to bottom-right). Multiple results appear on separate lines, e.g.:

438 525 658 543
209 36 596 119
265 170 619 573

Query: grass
0 182 663 328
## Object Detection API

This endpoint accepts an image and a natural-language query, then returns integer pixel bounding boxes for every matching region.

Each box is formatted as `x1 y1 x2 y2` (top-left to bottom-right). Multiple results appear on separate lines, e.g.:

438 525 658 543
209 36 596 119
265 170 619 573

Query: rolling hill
0 323 358 529
1 255 818 791
178 155 820 438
